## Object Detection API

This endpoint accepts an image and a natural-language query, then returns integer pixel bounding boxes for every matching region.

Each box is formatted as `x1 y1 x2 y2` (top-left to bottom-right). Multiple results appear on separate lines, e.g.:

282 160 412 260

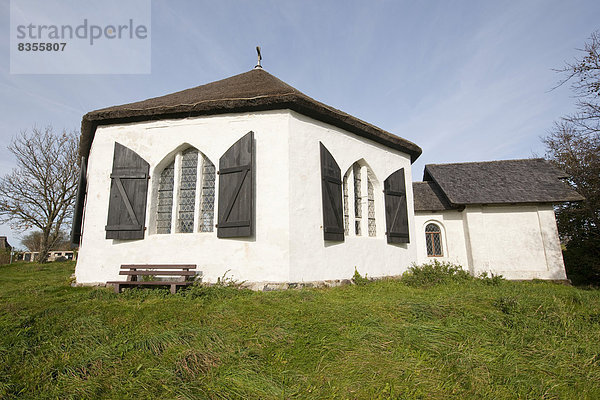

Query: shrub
402 260 472 287
563 238 600 286
478 271 505 286
352 267 370 286
214 269 244 288
182 270 250 300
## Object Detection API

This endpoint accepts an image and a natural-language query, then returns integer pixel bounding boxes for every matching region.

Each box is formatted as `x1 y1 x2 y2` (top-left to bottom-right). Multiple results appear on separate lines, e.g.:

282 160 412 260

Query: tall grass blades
0 261 598 399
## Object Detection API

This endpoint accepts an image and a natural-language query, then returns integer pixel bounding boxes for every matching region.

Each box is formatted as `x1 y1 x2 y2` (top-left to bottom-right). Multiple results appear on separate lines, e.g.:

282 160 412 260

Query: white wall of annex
287 111 417 282
415 204 566 280
414 211 469 267
465 204 566 279
75 110 291 285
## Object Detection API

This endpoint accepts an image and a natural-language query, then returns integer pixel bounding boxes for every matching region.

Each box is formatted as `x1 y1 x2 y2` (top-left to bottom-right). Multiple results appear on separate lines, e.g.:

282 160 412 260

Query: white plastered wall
415 204 567 280
76 109 417 285
76 110 292 285
414 211 470 267
287 112 416 282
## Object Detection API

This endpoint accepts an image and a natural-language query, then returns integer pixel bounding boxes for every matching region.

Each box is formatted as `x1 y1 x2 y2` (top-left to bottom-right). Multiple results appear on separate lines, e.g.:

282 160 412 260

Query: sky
0 0 599 249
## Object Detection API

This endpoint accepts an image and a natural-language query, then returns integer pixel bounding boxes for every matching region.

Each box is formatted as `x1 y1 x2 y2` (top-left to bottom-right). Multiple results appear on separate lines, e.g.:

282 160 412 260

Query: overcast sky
0 0 599 248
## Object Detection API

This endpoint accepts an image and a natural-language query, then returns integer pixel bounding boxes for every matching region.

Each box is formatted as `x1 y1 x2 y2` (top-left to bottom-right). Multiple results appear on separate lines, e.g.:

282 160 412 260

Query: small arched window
155 148 215 234
425 223 443 257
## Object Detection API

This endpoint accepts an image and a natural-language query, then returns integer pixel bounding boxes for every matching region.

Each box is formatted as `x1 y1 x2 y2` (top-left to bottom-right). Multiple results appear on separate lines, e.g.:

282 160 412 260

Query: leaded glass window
155 148 216 235
353 164 362 235
367 176 376 237
199 158 215 232
343 174 349 235
344 162 378 238
178 149 198 233
156 161 174 234
425 223 443 256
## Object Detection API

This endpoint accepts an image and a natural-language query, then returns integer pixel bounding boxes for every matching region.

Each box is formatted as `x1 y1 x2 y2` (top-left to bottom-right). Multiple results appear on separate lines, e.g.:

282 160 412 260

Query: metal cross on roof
255 46 262 69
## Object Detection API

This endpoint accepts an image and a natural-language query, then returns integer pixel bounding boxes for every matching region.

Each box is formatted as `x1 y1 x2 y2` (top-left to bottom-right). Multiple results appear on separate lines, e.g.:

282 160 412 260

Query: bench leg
114 283 121 294
170 284 176 294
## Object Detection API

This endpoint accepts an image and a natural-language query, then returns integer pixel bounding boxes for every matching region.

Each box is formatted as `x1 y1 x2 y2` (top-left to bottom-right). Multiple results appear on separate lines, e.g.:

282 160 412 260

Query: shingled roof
413 182 458 211
415 159 584 209
80 68 422 162
413 181 457 211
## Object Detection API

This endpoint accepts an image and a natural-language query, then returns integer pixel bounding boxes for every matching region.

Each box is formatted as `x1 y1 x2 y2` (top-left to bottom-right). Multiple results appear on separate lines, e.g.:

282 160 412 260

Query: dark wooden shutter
70 156 87 245
384 168 409 244
217 132 254 238
320 143 344 241
105 143 150 240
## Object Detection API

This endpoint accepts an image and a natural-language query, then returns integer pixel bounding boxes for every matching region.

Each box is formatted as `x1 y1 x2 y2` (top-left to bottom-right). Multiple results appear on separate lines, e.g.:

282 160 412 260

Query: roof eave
458 198 585 206
80 94 422 163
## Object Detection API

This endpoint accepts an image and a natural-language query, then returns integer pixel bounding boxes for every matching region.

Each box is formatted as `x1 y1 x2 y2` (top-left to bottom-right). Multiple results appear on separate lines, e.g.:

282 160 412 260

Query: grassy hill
0 261 599 399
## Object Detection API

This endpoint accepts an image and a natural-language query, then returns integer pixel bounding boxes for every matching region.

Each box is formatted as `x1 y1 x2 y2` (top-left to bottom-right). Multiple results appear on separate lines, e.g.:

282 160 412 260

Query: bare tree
21 230 71 252
0 127 79 263
545 31 600 284
20 230 42 252
554 30 600 137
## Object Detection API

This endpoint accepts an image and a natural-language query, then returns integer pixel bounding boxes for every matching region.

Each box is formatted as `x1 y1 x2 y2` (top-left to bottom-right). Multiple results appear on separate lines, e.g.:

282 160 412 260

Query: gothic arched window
343 162 377 237
155 148 215 234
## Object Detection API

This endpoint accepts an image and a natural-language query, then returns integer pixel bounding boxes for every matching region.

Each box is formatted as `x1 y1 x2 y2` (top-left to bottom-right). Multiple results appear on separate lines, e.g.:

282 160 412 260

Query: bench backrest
121 264 196 270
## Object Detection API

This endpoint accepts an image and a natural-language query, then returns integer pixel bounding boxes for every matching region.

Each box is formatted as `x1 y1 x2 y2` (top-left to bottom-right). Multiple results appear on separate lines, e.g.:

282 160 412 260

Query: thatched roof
80 68 422 162
413 159 584 211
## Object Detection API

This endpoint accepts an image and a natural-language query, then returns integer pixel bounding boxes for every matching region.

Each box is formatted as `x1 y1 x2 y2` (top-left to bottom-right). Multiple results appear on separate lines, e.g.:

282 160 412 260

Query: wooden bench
108 264 198 294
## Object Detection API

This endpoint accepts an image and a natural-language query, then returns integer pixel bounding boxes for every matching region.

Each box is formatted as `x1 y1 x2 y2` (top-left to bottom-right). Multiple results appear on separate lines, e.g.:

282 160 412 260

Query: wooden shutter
217 132 254 238
320 143 344 241
70 156 87 245
105 143 150 240
384 168 409 244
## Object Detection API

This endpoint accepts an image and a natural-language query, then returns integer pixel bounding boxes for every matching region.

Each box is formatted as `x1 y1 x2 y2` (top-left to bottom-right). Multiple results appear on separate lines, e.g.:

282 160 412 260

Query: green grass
1 261 599 399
